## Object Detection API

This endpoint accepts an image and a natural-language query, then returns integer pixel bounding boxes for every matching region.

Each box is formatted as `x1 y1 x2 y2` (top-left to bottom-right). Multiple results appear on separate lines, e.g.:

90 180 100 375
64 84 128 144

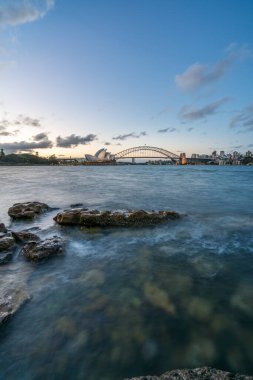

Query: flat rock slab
54 209 180 227
21 236 65 262
0 286 30 324
125 367 253 380
8 202 49 219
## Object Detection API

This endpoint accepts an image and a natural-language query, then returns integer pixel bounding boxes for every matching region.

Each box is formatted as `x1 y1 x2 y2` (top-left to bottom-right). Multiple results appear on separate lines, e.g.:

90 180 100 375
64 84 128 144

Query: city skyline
0 0 253 157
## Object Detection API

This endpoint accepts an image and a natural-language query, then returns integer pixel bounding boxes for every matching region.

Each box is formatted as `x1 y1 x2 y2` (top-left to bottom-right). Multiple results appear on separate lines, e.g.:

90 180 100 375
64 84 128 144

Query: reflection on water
0 166 253 379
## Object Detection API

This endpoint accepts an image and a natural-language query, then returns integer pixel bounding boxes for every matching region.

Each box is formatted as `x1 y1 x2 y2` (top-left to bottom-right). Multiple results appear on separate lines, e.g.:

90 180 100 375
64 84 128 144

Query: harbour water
0 165 253 380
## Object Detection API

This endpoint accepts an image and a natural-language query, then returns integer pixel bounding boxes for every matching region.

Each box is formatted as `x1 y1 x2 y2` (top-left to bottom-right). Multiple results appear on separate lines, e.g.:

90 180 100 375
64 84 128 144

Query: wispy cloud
187 127 194 132
175 44 252 92
0 0 55 27
151 106 170 120
229 104 253 132
0 119 10 129
157 127 176 133
0 114 42 129
56 134 97 148
112 131 147 141
0 131 12 136
16 115 42 127
0 114 43 138
179 97 230 122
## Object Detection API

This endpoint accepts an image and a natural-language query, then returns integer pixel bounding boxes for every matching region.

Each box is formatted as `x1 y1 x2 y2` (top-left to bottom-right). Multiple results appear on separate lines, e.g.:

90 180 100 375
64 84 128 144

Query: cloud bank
33 132 48 141
0 0 55 27
56 134 97 148
0 138 53 152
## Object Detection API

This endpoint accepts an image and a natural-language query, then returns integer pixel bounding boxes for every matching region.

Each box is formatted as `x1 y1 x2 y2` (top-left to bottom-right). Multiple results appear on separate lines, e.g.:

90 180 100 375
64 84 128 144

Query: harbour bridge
114 146 180 163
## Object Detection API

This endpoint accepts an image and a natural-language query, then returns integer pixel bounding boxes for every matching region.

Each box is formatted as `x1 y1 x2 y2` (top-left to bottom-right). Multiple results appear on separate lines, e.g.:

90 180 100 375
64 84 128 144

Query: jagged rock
12 230 40 243
0 223 7 233
21 236 65 262
0 286 30 324
54 209 180 227
8 202 50 219
124 367 253 379
0 235 16 252
70 203 84 208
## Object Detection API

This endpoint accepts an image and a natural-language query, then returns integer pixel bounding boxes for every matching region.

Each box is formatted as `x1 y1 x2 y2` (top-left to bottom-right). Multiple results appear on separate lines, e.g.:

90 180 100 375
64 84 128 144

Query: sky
0 0 253 158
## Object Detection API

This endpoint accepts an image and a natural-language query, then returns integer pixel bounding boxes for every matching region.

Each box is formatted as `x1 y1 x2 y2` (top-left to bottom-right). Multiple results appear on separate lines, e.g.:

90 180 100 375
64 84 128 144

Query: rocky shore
0 201 180 324
125 367 253 379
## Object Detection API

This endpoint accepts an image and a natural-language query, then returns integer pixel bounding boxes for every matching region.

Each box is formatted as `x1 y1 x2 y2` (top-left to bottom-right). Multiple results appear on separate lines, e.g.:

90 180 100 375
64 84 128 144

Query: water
0 165 253 380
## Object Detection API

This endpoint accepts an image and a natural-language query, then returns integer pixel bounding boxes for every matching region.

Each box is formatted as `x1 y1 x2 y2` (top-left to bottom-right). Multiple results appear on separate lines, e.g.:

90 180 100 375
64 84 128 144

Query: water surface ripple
0 165 253 380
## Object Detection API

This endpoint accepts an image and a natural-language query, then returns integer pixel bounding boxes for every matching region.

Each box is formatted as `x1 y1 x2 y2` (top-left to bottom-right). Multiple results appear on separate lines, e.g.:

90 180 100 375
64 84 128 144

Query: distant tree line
0 153 59 165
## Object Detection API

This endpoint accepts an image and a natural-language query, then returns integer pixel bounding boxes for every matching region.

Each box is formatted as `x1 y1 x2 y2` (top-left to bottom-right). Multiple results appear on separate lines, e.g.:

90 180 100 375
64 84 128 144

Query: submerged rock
185 296 213 322
54 316 77 337
125 367 253 379
12 230 40 243
79 269 106 287
0 286 30 324
231 282 253 317
21 236 65 262
8 201 50 219
143 282 176 315
54 209 180 227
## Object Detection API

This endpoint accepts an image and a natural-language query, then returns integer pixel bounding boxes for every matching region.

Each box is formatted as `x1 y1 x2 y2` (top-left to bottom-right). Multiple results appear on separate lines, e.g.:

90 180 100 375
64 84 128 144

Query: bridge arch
114 146 179 161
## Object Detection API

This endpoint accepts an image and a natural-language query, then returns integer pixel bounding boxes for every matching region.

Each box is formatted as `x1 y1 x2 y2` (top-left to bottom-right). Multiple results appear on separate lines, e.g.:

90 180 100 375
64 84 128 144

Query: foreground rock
125 367 253 380
21 236 64 262
0 234 16 264
8 202 50 219
54 209 180 227
0 234 15 252
0 280 30 324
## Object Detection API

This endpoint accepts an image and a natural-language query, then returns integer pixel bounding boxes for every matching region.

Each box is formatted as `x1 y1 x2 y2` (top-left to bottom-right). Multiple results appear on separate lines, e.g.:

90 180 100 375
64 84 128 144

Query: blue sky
0 0 253 157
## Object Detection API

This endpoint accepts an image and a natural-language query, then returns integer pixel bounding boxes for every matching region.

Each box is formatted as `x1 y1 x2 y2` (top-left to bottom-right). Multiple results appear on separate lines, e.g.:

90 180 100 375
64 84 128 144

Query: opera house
85 148 115 162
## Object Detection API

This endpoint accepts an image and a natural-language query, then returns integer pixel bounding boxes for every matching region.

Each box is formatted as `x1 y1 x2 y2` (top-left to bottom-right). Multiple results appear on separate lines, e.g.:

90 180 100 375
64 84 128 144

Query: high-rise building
179 152 187 165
